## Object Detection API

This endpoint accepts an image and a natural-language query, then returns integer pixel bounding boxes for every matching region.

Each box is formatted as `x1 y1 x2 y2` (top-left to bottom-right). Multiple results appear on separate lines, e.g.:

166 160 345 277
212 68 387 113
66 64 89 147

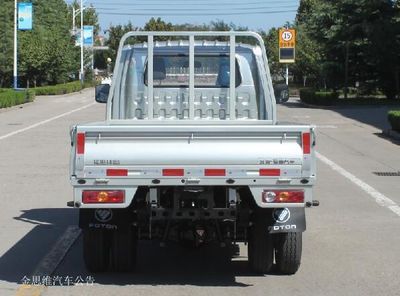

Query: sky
66 0 299 33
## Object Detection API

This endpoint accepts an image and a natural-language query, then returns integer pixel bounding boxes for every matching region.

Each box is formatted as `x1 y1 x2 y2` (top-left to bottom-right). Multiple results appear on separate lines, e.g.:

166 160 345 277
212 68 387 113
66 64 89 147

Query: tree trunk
396 68 399 100
344 41 349 99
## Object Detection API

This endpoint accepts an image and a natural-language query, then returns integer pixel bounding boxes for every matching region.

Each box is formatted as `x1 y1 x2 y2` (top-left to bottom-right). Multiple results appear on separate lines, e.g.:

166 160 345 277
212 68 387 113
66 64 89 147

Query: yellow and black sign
279 28 296 63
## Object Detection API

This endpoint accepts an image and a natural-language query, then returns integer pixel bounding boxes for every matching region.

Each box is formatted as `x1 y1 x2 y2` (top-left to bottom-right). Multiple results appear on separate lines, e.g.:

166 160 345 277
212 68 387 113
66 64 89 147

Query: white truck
69 31 318 274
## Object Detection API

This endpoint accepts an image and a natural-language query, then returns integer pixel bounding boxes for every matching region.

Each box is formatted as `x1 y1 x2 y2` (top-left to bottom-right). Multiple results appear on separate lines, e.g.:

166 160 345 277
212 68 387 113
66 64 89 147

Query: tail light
76 132 85 154
302 132 311 154
262 190 304 203
82 190 125 204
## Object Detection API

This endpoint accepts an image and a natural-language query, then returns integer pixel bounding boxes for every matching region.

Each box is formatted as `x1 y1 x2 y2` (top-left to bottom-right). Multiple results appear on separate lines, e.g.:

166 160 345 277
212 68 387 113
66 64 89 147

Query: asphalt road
0 91 400 296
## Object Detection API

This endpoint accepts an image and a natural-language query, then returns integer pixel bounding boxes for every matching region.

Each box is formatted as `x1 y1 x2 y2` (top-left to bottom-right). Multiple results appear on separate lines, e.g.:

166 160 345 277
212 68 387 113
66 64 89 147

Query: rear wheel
111 227 137 272
274 232 302 274
83 229 110 272
248 211 274 274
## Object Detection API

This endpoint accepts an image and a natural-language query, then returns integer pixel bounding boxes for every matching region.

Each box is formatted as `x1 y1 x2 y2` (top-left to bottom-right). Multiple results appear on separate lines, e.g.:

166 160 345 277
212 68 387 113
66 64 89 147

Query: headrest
153 57 166 80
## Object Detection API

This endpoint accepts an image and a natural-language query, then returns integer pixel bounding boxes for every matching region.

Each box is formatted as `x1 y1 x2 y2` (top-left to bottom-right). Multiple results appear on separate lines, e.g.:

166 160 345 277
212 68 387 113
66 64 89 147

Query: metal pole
147 35 154 119
344 40 349 98
286 64 289 86
229 34 236 120
189 35 194 119
80 0 84 84
72 6 75 32
91 48 94 71
13 0 18 89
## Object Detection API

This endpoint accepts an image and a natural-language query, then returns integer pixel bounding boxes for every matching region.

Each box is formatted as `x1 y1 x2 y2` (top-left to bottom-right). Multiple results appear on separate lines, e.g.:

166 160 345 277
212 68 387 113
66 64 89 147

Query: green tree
144 17 174 42
105 22 136 66
18 0 79 86
260 28 284 81
296 0 399 97
296 0 320 24
292 25 323 87
19 29 50 87
392 0 400 98
0 0 14 87
0 0 100 87
259 25 320 86
144 17 173 32
68 1 100 37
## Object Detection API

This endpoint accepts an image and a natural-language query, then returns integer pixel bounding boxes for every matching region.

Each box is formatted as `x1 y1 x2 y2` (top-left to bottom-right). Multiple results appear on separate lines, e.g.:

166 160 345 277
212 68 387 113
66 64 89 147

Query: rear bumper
71 176 314 209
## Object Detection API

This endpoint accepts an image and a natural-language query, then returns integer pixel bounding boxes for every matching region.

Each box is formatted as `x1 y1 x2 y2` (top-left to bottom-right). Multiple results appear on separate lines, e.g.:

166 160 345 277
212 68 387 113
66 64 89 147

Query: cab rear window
144 55 241 88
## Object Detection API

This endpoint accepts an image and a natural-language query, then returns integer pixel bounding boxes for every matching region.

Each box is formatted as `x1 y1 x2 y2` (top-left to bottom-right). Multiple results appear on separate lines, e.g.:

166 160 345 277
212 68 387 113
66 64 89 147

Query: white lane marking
292 115 310 118
0 102 95 141
33 226 81 276
316 152 400 217
317 125 337 129
389 205 400 216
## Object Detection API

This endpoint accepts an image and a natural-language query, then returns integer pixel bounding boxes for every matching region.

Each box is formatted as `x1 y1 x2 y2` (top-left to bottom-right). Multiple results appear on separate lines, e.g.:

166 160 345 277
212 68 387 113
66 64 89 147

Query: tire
248 211 274 274
83 229 110 272
274 232 302 274
280 89 289 103
111 227 137 272
274 84 289 103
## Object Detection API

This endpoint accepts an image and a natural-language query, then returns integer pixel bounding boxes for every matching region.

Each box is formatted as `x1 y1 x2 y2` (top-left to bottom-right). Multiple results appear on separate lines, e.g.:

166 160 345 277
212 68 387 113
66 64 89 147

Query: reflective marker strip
204 169 226 176
106 169 128 177
162 169 185 177
76 133 85 154
259 169 281 176
303 132 311 154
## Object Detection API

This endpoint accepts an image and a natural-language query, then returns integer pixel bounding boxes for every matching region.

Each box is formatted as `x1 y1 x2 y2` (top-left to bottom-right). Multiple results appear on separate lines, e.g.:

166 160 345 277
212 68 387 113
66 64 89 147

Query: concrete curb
292 98 400 109
0 87 94 114
287 98 335 109
382 129 400 141
0 101 35 114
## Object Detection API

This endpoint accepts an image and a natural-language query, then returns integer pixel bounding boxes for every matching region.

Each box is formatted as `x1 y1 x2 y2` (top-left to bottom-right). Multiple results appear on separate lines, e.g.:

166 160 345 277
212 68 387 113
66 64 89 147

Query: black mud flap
79 208 134 231
267 208 306 234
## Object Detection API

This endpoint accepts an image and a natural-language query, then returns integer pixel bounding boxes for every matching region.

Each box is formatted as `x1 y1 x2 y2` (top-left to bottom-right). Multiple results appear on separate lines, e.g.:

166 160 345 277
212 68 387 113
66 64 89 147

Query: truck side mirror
95 84 110 103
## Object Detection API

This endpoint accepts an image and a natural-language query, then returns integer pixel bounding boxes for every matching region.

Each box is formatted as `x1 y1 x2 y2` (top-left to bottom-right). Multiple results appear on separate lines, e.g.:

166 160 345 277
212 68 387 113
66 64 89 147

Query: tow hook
306 200 320 207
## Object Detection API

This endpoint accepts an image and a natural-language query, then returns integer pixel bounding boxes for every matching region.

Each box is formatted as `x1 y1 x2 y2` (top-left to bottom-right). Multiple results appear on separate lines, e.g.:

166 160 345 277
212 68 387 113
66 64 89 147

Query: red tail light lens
76 133 85 154
262 190 304 203
82 190 125 204
303 132 311 154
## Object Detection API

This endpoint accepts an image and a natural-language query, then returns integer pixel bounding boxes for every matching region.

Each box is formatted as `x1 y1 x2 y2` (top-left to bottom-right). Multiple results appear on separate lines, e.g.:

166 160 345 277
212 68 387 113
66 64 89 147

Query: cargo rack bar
107 31 275 122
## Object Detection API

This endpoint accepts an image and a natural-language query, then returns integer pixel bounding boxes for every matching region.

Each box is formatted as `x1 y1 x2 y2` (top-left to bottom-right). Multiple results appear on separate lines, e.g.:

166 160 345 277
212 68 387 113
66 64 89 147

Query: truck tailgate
70 123 315 208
